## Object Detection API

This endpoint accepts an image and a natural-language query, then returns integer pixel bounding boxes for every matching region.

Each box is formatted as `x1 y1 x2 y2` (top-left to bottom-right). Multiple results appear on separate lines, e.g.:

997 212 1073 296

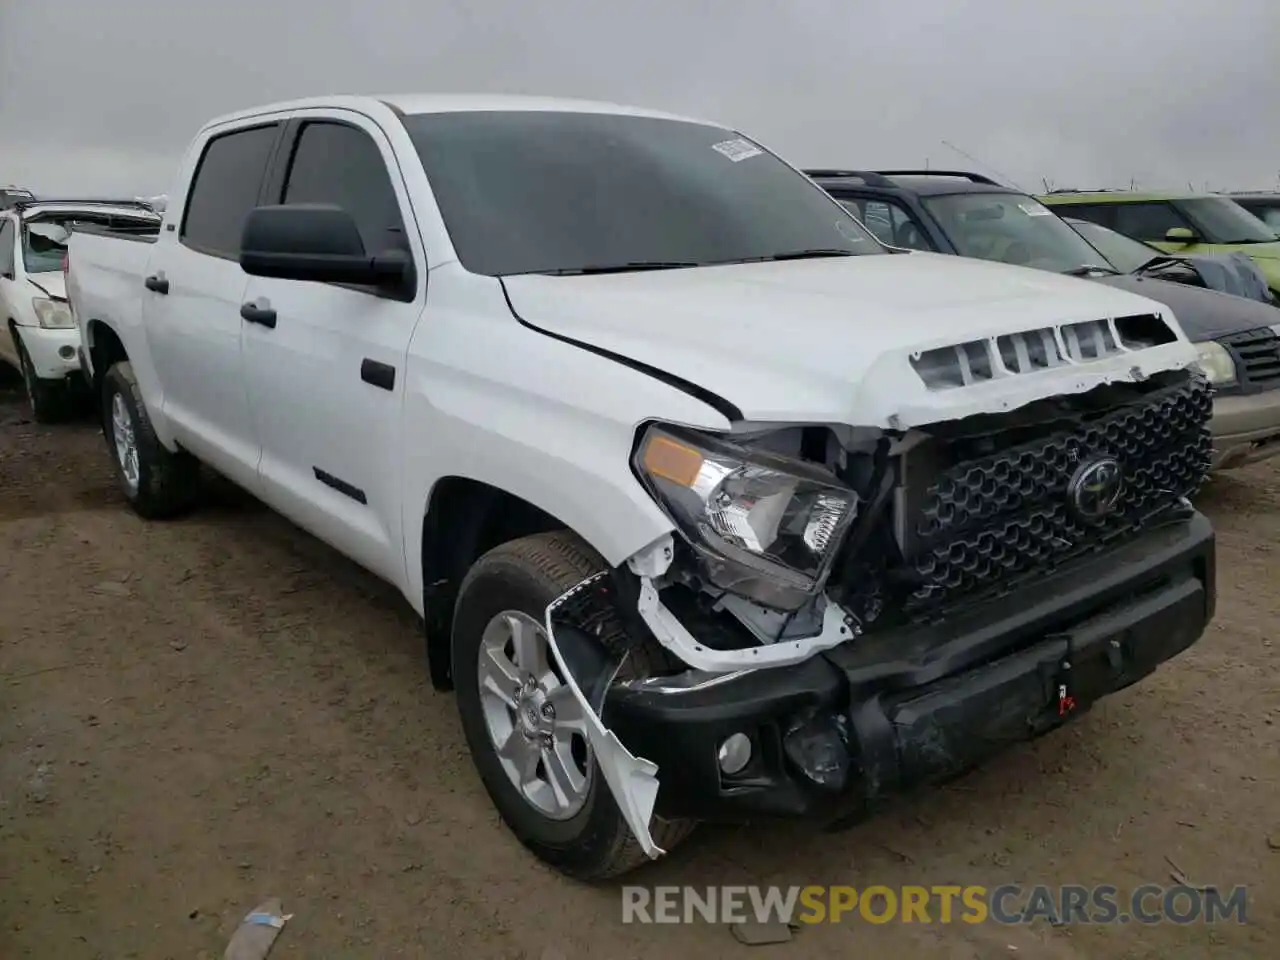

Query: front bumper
1210 389 1280 469
604 511 1215 824
13 322 83 381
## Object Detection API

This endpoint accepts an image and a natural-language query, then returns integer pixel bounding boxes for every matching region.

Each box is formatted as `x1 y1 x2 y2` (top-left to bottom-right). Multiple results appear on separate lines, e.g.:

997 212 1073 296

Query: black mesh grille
1218 327 1280 390
903 373 1213 617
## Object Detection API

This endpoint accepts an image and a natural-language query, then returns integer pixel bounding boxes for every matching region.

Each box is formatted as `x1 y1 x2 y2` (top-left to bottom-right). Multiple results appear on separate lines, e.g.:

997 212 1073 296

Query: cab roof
202 93 722 133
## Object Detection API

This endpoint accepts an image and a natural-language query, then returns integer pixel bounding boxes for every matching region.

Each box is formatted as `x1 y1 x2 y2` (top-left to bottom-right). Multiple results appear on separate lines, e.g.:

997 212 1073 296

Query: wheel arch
420 476 585 691
417 468 680 692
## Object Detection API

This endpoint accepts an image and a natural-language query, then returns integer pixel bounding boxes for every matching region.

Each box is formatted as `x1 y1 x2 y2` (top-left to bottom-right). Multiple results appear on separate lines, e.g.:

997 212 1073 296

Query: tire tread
14 331 72 424
457 530 695 880
103 361 200 519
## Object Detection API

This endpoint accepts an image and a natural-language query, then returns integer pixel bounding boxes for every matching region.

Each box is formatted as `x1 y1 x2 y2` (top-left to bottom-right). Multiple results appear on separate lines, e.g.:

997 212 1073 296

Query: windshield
401 110 883 276
1236 199 1280 233
22 220 71 273
922 192 1114 274
1179 197 1279 244
1066 219 1158 273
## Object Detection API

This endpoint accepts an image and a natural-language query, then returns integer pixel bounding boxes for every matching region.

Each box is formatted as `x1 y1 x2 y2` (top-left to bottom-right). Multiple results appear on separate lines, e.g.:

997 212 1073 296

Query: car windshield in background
22 221 70 273
1235 200 1280 233
401 110 882 276
922 192 1113 275
1066 218 1158 273
1179 197 1279 244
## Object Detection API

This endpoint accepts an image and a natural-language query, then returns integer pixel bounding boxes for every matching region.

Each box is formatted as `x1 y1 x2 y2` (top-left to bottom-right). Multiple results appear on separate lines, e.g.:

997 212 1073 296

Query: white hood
25 271 66 300
502 252 1199 428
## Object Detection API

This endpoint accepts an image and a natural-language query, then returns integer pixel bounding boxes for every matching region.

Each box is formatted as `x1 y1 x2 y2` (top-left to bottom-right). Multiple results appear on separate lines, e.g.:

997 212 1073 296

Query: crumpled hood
1093 273 1280 341
24 271 65 300
502 252 1199 428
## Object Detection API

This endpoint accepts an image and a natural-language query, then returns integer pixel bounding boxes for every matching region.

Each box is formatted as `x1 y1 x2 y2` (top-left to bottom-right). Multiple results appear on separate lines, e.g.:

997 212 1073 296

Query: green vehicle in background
1038 190 1280 297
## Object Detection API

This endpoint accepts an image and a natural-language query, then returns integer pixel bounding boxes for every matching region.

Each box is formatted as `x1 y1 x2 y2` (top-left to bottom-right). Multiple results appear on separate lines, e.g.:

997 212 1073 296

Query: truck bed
66 228 158 346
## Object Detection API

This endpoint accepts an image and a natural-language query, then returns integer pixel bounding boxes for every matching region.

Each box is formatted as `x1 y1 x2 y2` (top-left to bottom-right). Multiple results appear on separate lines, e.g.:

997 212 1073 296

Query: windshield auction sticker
711 138 763 162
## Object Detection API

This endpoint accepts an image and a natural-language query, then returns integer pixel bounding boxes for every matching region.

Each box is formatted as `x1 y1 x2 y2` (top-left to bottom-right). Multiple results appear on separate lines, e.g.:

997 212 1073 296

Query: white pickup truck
67 94 1218 880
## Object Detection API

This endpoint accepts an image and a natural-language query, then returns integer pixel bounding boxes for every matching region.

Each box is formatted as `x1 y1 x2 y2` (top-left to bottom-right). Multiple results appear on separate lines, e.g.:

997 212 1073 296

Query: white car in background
1 199 160 420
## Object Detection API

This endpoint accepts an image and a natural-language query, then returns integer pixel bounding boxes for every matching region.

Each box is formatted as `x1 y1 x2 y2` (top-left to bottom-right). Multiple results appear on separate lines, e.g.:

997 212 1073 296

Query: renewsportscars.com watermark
621 884 1249 926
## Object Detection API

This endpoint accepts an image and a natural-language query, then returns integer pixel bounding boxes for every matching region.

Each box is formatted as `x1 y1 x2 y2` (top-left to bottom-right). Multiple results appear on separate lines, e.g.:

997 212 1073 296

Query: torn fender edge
543 572 665 859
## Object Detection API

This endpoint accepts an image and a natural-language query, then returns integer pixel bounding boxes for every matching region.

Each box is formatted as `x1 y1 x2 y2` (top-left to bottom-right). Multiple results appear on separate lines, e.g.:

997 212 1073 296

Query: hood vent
910 313 1177 390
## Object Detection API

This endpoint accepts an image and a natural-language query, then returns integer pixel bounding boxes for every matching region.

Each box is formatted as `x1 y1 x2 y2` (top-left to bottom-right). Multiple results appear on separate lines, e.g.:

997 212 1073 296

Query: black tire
13 331 72 424
452 530 694 880
101 361 201 519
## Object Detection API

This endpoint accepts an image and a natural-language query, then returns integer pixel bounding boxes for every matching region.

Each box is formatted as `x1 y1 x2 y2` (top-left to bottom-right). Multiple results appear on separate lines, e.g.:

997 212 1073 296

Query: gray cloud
3 0 1278 196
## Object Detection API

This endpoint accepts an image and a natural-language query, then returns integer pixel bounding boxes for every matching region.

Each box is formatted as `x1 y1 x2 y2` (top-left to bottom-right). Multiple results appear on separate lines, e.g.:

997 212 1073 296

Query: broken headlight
1191 340 1236 386
633 425 859 611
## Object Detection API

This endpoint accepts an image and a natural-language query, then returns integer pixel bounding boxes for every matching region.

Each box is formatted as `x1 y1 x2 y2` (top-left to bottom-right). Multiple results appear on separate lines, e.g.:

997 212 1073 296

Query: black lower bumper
604 511 1215 823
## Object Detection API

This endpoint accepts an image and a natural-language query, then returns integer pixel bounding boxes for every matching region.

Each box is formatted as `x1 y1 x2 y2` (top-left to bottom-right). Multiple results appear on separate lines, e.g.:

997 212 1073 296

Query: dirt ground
0 370 1275 960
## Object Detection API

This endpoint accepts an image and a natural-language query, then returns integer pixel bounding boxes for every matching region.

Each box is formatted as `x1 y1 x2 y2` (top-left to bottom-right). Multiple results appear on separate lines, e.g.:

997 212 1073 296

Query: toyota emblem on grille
1067 457 1123 521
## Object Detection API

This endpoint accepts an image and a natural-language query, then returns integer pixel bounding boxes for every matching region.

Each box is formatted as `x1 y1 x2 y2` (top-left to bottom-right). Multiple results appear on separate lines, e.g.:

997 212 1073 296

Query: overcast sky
2 0 1278 198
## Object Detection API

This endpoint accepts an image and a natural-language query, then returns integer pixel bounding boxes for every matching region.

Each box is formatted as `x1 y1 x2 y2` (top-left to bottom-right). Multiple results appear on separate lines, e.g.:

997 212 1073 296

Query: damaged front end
545 367 1218 862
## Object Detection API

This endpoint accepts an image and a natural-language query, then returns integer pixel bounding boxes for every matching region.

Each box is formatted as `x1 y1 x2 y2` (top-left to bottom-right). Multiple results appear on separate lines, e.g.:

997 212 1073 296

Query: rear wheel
101 361 201 518
452 530 693 880
13 331 72 424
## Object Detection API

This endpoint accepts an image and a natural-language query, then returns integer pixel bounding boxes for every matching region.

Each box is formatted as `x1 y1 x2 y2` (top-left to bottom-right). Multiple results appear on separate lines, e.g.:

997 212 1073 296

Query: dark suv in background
806 169 1280 471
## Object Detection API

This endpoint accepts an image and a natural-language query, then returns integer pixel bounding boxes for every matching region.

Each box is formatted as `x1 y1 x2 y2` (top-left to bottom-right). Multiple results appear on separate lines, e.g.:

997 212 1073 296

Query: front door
240 111 427 586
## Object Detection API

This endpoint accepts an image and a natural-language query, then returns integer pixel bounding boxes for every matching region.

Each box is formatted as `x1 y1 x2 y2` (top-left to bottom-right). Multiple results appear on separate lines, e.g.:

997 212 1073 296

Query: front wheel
14 331 72 424
101 361 201 519
451 530 693 880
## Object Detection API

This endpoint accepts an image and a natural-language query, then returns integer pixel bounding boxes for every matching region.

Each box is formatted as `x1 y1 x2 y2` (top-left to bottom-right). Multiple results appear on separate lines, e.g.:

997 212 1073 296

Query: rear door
239 110 426 585
142 120 286 492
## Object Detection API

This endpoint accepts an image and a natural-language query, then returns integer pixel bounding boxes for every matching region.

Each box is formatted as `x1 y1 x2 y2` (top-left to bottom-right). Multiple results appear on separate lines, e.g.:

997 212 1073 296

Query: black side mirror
239 204 415 300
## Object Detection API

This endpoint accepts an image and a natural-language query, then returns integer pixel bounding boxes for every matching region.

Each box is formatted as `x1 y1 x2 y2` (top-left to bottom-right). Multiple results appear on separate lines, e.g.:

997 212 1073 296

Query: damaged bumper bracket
543 571 665 859
636 575 856 672
540 537 865 859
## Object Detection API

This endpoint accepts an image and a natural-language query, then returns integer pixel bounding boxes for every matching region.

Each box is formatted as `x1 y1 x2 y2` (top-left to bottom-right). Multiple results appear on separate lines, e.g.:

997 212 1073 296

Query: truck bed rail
65 220 160 243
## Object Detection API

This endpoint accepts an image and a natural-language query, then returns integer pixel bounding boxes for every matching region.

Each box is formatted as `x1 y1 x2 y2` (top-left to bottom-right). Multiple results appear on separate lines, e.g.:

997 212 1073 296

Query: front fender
399 276 731 617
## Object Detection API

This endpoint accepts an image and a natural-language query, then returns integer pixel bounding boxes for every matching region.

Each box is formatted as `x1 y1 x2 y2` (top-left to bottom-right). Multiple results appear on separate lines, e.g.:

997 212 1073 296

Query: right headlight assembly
1192 340 1237 385
632 424 860 612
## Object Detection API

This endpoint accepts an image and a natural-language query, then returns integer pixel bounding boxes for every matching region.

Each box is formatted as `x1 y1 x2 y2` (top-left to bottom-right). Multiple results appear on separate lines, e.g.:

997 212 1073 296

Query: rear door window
180 124 280 259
